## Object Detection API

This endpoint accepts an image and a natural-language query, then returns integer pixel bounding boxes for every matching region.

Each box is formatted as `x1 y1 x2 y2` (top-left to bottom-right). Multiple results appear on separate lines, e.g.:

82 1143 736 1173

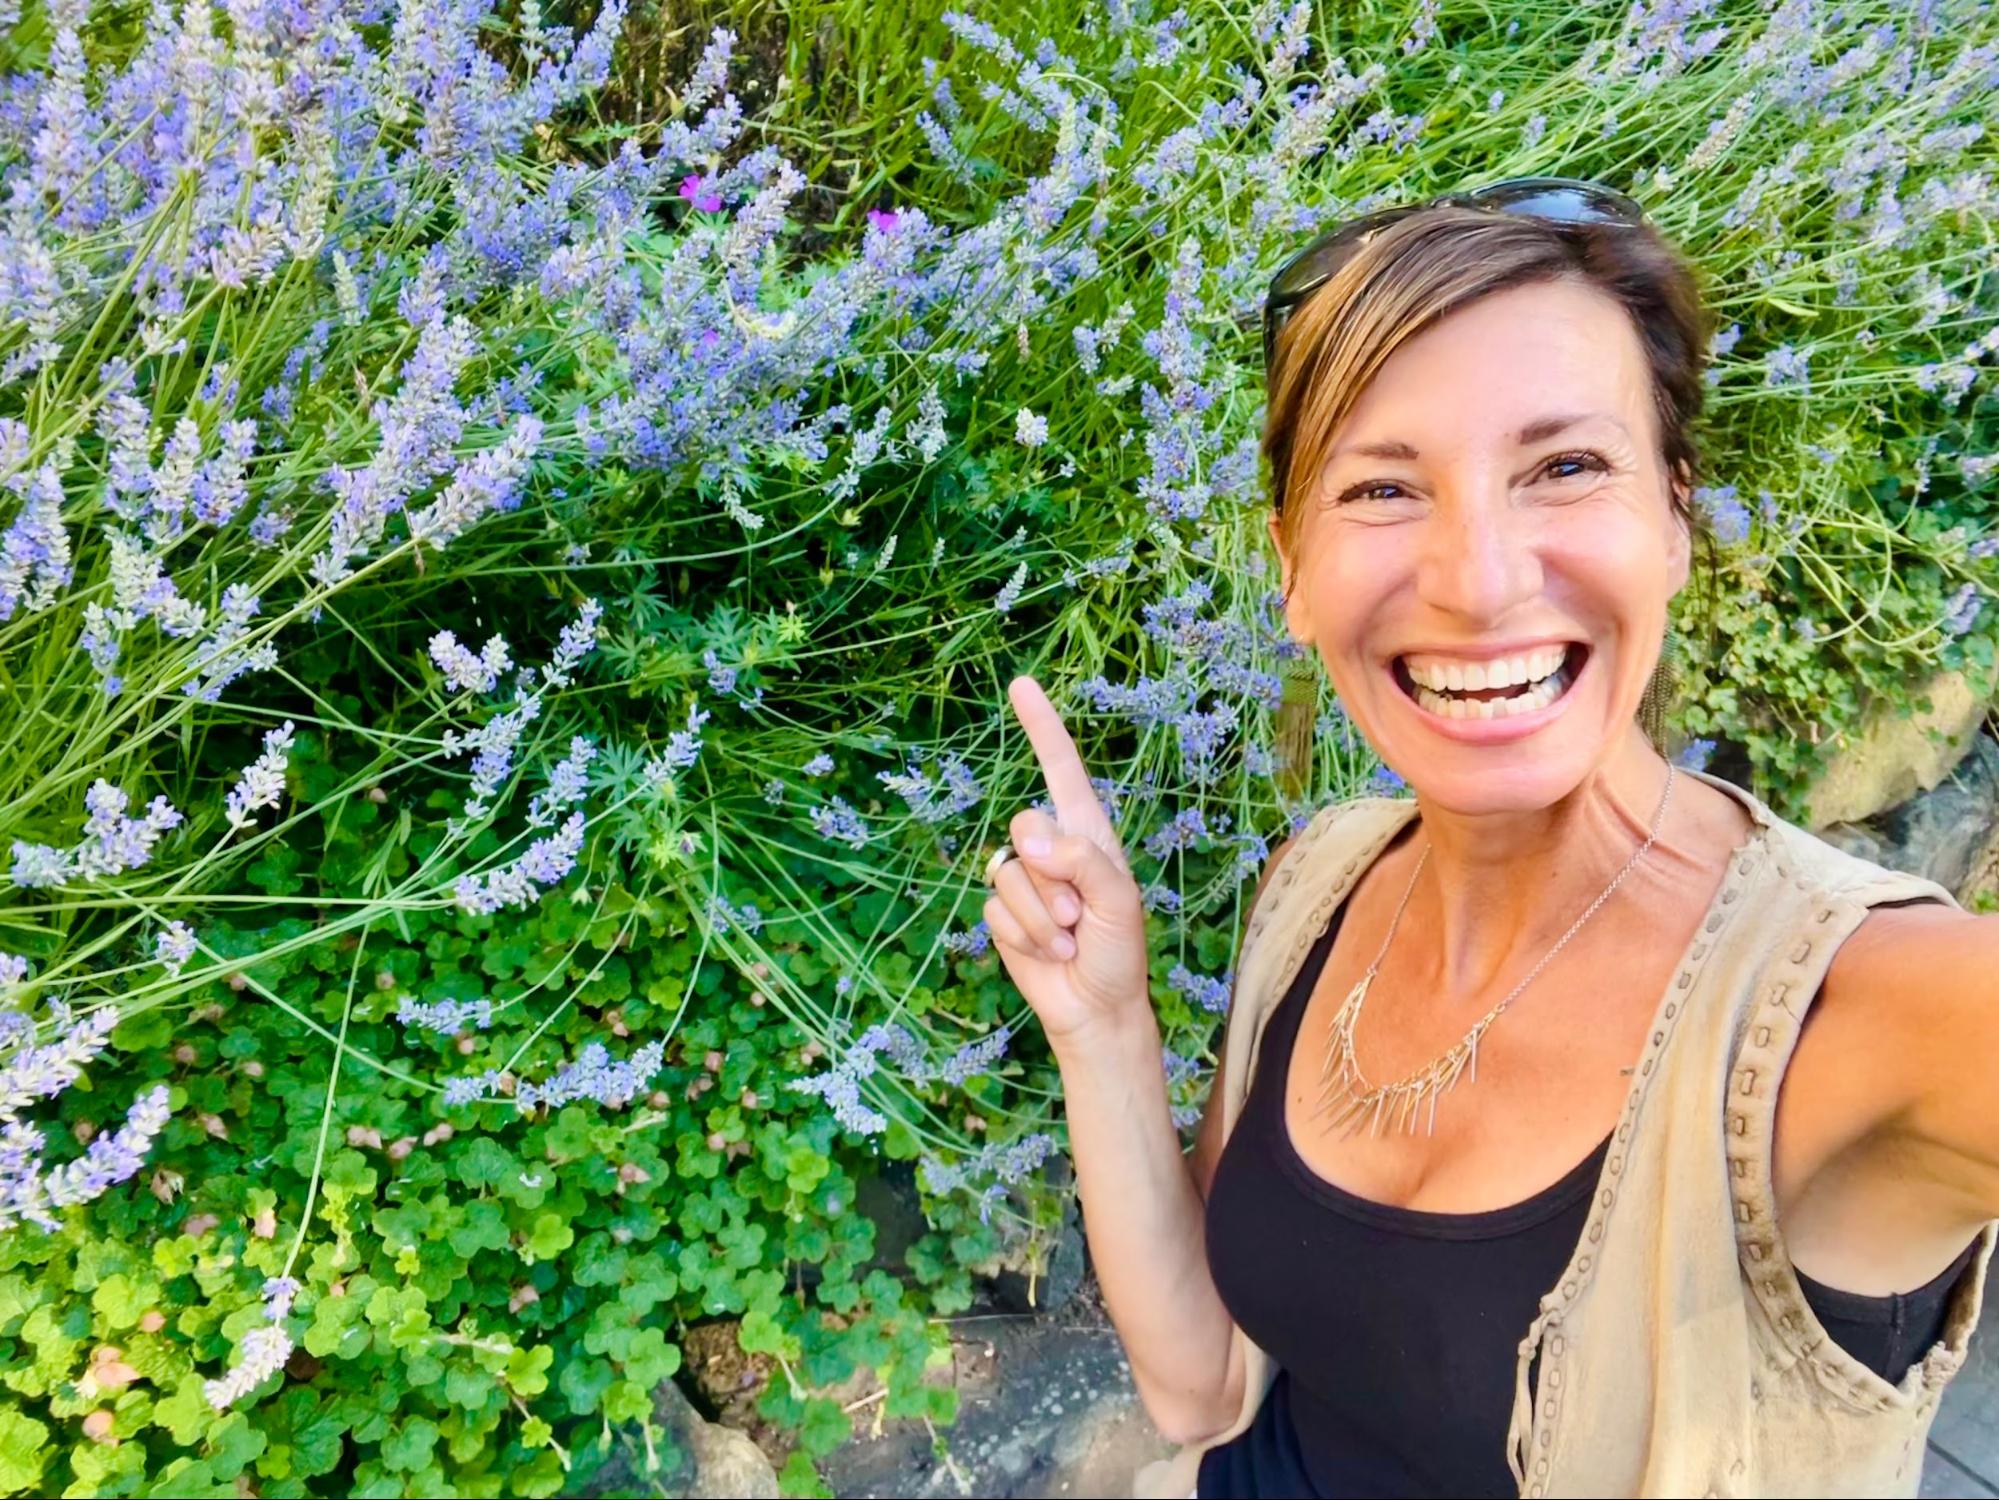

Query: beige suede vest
1134 767 1997 1500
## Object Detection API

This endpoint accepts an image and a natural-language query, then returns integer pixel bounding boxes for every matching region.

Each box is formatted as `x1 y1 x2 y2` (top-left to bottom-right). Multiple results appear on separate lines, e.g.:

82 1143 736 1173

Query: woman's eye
1339 480 1407 503
1542 450 1609 481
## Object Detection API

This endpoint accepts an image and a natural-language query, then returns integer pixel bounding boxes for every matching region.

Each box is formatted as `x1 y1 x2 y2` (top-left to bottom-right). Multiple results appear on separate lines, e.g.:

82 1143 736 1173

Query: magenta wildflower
679 173 722 212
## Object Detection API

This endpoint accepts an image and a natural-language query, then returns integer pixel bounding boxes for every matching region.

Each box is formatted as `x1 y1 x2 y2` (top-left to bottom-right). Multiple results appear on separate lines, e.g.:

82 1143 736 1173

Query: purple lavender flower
0 991 170 1231
406 414 544 551
9 780 184 889
204 1323 292 1412
395 995 495 1036
811 796 871 849
916 1131 1057 1221
540 599 604 689
656 701 713 775
1943 582 1983 637
225 721 296 830
1142 806 1210 860
514 1039 666 1111
262 1277 301 1322
0 462 73 621
527 737 596 827
1675 738 1717 772
941 920 991 958
430 631 514 695
878 754 984 824
689 647 735 700
1167 962 1234 1015
1764 344 1811 389
155 921 196 976
454 811 586 914
1692 485 1751 545
709 895 763 935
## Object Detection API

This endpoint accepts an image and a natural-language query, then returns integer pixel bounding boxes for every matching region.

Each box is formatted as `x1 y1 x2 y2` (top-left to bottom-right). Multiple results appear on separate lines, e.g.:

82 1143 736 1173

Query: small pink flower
867 207 901 233
679 173 722 213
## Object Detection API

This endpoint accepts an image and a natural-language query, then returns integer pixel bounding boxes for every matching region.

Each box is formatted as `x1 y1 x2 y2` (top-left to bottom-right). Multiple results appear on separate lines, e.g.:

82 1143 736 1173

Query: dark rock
989 1220 1087 1316
584 1376 700 1497
583 1375 777 1499
1820 732 1999 895
815 1274 1174 1500
852 1158 929 1276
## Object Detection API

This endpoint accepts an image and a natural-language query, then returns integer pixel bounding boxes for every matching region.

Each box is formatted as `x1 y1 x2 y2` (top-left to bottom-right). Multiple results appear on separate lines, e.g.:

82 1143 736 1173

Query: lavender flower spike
224 721 296 830
203 1323 293 1411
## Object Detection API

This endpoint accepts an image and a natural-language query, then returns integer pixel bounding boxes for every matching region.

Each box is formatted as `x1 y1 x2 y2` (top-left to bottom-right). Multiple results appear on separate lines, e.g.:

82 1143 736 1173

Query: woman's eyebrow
1332 412 1629 462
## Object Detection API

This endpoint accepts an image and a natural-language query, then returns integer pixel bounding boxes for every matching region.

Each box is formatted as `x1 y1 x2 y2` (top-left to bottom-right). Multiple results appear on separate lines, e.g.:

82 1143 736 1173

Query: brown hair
1261 205 1719 768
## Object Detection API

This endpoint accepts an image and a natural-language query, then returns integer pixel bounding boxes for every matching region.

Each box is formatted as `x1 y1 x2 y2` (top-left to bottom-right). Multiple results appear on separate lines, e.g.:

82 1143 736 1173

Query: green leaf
556 1354 614 1418
206 1414 268 1480
91 1272 158 1330
522 1213 574 1264
246 843 305 895
378 1416 438 1472
778 1448 833 1500
0 1407 50 1495
153 1378 213 1447
619 1327 680 1388
504 1344 553 1398
447 1199 510 1259
456 1138 516 1192
600 1377 650 1424
796 1396 852 1459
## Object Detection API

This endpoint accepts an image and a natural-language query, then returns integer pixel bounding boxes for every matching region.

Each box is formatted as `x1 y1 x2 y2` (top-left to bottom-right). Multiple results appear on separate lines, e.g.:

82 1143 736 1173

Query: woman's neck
1398 731 1700 1003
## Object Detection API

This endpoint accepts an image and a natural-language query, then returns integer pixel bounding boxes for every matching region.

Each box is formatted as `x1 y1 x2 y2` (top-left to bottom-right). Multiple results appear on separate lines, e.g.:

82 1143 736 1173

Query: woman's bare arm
988 677 1302 1444
1056 834 1298 1444
1779 901 1999 1289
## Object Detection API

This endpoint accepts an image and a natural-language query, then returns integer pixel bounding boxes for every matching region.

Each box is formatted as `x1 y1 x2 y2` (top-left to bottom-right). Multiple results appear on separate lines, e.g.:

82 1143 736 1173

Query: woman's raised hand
986 675 1151 1049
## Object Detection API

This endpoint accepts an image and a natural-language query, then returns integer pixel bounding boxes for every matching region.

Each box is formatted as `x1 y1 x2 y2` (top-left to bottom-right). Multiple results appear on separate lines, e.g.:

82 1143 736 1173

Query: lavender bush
0 0 1996 1492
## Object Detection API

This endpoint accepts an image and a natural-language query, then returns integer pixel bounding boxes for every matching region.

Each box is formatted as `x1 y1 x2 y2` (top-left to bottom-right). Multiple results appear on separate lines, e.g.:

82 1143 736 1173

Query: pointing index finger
1007 675 1107 834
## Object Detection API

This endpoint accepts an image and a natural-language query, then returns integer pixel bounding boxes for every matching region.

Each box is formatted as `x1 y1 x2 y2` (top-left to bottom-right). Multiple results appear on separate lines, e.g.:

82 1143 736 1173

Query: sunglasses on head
1260 175 1651 377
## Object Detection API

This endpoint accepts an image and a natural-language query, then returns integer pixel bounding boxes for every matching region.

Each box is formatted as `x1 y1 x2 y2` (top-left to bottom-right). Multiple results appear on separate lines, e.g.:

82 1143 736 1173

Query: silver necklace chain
1317 761 1678 1138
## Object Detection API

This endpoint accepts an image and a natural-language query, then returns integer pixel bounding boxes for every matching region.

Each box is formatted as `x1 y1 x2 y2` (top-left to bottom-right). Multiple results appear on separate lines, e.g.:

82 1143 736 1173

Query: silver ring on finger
984 843 1016 889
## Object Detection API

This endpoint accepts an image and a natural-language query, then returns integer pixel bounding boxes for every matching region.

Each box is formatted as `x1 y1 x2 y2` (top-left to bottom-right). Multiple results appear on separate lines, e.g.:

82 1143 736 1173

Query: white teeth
1403 645 1571 693
1413 666 1571 722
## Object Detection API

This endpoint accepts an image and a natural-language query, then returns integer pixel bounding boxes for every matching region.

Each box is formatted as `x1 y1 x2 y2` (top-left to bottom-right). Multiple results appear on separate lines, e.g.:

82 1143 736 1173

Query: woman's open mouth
1391 642 1589 722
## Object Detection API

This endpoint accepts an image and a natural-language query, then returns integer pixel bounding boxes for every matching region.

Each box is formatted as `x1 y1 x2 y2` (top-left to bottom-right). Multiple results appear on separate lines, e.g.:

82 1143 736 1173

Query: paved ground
811 1269 1999 1498
1926 1285 1999 1498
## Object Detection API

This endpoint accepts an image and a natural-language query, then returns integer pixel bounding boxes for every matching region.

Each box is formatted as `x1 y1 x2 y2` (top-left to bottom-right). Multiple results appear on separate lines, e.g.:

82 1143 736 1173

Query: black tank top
1200 894 1979 1499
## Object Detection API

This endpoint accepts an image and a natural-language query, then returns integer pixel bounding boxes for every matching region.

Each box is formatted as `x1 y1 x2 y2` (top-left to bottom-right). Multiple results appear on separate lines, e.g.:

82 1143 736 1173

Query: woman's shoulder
1755 799 1964 913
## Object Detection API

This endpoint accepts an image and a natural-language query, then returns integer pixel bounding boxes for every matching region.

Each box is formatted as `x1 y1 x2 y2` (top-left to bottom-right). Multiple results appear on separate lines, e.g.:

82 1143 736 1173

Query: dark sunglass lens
1473 180 1643 224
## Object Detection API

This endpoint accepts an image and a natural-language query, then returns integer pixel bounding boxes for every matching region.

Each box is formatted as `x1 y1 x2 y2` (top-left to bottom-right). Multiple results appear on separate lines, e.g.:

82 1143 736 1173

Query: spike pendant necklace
1316 762 1677 1139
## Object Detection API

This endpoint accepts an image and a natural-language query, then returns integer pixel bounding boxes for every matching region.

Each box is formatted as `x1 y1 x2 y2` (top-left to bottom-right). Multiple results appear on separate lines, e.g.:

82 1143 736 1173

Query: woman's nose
1414 495 1544 626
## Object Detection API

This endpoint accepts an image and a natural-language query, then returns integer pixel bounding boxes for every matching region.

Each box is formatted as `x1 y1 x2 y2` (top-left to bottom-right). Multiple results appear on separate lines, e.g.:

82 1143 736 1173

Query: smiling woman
969 189 1999 1500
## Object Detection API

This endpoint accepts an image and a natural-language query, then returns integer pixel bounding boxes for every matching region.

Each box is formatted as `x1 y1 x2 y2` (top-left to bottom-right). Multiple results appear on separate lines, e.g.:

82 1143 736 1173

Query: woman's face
1269 278 1691 813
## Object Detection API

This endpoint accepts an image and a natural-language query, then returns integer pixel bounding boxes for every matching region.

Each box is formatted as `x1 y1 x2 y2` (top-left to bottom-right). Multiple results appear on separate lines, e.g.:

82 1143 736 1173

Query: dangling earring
1275 651 1319 799
1637 622 1680 753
